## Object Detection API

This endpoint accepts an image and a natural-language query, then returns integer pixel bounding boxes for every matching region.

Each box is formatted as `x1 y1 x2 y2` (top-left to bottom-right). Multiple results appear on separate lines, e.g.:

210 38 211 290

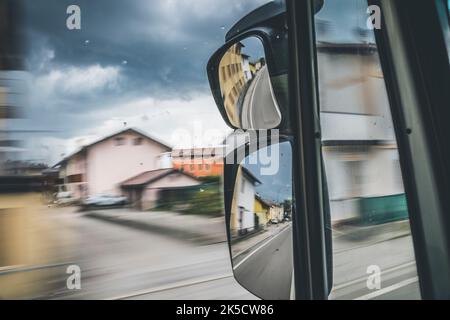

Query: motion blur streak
0 0 259 300
0 0 62 299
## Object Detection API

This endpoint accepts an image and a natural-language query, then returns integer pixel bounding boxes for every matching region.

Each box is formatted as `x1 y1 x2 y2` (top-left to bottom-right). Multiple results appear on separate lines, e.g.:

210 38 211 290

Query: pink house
55 128 172 199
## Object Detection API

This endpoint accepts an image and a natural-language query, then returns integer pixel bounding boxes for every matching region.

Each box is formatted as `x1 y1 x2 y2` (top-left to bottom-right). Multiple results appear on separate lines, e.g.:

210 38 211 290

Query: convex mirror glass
218 37 282 130
229 141 293 299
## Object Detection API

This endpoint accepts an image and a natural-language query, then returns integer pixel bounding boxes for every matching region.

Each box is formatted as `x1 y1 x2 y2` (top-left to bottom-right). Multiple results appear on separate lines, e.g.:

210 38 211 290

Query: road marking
248 67 263 128
333 233 412 254
332 261 416 291
233 225 291 270
354 276 418 300
106 273 233 300
290 268 296 299
0 262 74 276
266 68 282 123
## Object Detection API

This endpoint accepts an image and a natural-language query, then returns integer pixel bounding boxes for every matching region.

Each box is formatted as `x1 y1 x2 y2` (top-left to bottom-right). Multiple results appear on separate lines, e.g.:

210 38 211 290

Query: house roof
53 128 171 167
121 168 198 188
241 166 261 185
255 194 271 208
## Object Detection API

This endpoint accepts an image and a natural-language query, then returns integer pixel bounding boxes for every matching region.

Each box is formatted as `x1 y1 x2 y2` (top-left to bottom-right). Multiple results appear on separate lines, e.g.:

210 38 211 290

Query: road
331 235 420 300
241 65 281 129
233 224 420 300
26 207 255 300
233 225 293 300
7 206 420 300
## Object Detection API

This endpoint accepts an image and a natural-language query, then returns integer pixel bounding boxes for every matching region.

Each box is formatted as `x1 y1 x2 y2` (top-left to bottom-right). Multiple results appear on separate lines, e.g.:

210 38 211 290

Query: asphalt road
233 225 293 300
36 207 255 300
241 65 281 129
331 235 420 300
229 224 419 300
23 207 420 300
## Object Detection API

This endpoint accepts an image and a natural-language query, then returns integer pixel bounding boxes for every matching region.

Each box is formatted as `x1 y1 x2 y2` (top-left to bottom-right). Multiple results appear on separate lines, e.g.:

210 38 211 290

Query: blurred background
0 0 429 299
0 0 267 300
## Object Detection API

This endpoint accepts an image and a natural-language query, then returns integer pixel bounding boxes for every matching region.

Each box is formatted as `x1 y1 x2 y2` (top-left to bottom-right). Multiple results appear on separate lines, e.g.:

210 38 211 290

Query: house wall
317 50 391 117
242 57 252 81
269 206 284 222
140 172 200 210
86 132 169 196
235 173 255 232
172 147 225 177
230 168 257 236
317 49 405 223
64 153 87 199
254 199 269 226
219 43 248 125
323 145 404 222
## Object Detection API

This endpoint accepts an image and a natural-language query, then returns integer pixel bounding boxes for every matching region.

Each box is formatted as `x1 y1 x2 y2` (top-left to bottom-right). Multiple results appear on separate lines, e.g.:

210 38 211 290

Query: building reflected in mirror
229 141 293 299
218 37 281 129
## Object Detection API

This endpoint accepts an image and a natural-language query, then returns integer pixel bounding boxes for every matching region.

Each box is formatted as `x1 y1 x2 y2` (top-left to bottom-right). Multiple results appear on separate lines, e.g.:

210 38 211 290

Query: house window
232 86 238 97
228 93 235 105
198 164 203 170
190 164 195 171
241 177 245 193
205 164 210 170
114 137 125 146
221 66 227 81
133 137 143 145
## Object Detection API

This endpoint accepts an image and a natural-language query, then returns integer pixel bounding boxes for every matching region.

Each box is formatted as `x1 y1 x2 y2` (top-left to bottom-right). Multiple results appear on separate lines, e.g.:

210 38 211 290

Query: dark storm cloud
11 0 269 163
23 0 268 96
13 0 268 140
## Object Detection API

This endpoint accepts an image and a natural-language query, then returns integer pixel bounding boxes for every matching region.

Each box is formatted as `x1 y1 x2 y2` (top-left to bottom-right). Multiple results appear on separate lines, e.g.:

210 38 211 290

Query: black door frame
286 0 328 300
369 0 450 299
288 0 450 300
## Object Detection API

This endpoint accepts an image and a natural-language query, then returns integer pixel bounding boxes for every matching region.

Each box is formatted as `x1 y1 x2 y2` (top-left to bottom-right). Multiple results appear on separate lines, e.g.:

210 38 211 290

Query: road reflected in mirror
218 37 282 129
229 141 293 299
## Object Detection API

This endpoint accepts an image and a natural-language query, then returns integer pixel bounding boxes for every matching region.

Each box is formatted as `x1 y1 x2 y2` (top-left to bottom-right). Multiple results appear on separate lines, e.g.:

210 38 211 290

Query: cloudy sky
10 0 269 165
8 0 378 165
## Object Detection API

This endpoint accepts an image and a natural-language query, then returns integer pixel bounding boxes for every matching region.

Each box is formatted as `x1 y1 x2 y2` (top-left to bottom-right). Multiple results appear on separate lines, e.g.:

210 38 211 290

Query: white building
231 166 261 237
241 54 253 82
318 43 404 223
54 128 171 199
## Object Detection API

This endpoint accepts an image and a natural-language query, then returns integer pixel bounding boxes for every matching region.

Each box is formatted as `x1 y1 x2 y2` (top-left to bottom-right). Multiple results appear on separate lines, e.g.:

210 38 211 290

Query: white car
55 191 77 206
83 194 128 207
270 218 279 225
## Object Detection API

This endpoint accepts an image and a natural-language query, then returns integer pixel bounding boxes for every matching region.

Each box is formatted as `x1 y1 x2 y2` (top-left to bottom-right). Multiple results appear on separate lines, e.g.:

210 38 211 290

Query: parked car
83 194 128 207
54 191 77 206
270 218 279 225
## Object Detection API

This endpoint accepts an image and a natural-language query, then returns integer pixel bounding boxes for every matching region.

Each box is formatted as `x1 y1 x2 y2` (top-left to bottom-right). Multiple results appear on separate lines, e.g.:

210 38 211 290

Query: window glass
315 0 421 300
0 0 273 300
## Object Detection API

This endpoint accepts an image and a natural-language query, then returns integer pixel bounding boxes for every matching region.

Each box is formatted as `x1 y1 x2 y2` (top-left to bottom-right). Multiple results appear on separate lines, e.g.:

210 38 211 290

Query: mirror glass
218 37 282 129
229 141 293 299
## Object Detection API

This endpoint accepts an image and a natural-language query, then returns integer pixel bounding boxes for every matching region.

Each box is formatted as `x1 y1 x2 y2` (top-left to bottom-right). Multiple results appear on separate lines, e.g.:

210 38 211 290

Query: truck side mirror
208 36 282 130
213 0 332 299
224 137 294 299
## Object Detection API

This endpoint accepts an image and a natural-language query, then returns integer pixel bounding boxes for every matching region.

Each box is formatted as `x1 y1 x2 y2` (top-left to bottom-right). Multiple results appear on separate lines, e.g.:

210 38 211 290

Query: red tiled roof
121 168 198 187
121 168 174 187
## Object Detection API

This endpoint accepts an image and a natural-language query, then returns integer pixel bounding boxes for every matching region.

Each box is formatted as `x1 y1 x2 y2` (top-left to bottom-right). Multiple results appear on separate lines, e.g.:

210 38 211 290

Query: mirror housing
207 1 291 132
207 0 324 132
212 0 333 299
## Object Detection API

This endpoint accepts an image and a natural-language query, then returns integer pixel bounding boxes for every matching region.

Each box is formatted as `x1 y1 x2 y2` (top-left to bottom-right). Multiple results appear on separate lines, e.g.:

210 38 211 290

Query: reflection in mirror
230 141 293 299
218 37 282 129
